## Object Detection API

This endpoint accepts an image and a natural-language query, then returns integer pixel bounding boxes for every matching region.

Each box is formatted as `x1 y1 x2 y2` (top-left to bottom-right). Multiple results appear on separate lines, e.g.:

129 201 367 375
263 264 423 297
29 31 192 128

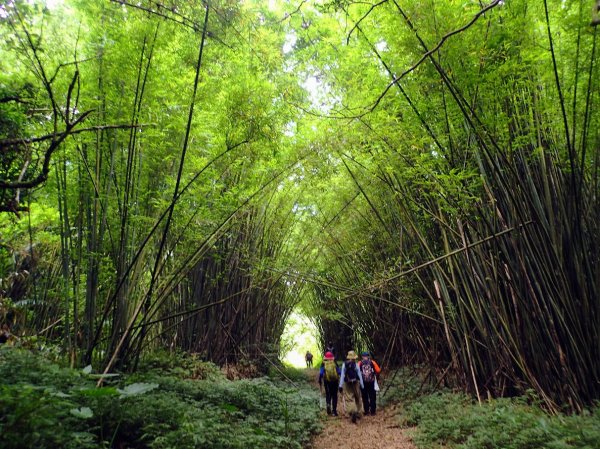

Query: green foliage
0 348 321 449
135 350 222 380
0 84 30 140
0 383 97 449
405 391 600 449
268 364 312 384
1 0 598 418
0 349 99 449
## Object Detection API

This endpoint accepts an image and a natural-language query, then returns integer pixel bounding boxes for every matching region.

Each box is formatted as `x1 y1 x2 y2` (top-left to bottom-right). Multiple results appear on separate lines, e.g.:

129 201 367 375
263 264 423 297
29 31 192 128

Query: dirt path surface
311 407 417 449
306 369 418 449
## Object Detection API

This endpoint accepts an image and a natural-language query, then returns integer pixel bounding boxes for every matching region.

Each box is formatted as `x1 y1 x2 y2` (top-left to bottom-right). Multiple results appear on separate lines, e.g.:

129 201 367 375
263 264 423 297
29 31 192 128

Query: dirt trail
305 368 418 449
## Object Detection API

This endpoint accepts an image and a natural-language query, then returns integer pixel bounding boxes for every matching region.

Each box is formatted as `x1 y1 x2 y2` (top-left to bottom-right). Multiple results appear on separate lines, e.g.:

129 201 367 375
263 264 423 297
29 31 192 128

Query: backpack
344 361 358 383
324 360 339 382
361 360 375 383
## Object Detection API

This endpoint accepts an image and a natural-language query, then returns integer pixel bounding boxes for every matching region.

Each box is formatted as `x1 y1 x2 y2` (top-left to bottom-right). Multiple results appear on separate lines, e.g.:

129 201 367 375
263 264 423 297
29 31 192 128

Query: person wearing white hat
338 350 364 423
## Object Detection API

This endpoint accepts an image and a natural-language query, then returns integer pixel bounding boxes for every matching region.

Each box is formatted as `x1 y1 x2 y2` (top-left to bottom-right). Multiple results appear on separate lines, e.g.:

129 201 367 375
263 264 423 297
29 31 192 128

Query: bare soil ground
306 369 418 449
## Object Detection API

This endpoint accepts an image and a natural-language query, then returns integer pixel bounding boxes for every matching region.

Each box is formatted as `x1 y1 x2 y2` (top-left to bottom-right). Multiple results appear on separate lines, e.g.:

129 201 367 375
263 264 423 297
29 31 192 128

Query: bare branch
346 0 389 44
592 0 600 26
49 57 95 84
352 221 534 297
0 110 92 189
0 123 153 148
14 157 31 204
65 70 79 124
365 0 502 115
0 96 33 105
110 0 204 32
279 0 308 23
0 201 29 216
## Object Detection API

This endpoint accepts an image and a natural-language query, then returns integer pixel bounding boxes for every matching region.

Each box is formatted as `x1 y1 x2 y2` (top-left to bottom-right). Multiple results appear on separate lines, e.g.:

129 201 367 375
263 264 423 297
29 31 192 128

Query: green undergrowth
268 364 314 384
381 369 600 449
378 367 437 408
0 347 321 449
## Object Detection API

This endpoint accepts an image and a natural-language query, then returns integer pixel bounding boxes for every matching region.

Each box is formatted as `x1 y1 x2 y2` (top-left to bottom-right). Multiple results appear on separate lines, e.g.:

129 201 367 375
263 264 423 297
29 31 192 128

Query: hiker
318 351 340 416
338 350 364 423
359 351 381 416
325 341 336 358
305 350 313 368
0 324 10 345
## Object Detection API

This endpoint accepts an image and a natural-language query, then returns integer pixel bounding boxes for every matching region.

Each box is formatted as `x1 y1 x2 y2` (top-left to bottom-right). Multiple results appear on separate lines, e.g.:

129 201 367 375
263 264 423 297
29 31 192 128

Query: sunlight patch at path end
281 310 320 368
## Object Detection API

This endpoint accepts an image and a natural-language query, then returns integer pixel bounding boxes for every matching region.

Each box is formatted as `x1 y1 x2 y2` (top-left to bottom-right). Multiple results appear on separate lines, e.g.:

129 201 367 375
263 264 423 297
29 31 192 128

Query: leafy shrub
0 347 321 449
136 349 221 380
404 391 600 449
0 383 97 449
0 346 83 389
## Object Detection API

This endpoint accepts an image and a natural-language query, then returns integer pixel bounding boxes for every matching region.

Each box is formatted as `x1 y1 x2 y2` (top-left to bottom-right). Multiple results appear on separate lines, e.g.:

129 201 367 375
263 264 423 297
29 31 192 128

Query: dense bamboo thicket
291 0 600 410
157 205 301 365
1 0 599 412
0 0 303 372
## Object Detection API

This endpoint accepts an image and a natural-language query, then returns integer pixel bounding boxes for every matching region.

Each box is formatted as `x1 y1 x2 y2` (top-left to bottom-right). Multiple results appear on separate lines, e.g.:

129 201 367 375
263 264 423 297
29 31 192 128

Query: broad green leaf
117 382 159 397
70 407 94 419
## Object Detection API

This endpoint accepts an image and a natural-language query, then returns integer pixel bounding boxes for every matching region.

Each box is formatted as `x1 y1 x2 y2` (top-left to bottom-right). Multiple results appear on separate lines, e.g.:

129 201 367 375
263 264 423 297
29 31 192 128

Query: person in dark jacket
325 341 336 358
0 324 11 344
305 351 313 368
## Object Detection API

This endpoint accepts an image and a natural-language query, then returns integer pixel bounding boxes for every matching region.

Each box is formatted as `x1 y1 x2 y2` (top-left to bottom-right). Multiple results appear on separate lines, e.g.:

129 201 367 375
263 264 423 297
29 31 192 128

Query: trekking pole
319 383 324 410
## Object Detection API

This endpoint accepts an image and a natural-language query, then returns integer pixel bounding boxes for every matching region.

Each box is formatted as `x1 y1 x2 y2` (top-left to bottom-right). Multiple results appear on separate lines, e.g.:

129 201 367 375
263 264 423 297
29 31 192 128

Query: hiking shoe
326 407 331 415
371 411 377 416
332 411 338 416
351 413 357 424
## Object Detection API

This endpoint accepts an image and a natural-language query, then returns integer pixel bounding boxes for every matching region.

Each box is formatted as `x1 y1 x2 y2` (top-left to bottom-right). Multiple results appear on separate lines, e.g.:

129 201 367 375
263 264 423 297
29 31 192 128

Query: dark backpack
344 361 358 383
361 360 375 383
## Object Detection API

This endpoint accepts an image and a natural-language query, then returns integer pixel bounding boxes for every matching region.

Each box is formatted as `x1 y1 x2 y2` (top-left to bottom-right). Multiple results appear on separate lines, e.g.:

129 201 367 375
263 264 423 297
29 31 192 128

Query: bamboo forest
1 0 600 448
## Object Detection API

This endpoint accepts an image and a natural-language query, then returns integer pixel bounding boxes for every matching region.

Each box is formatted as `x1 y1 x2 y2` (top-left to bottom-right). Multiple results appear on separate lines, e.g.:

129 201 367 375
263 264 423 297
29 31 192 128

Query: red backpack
361 360 375 383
